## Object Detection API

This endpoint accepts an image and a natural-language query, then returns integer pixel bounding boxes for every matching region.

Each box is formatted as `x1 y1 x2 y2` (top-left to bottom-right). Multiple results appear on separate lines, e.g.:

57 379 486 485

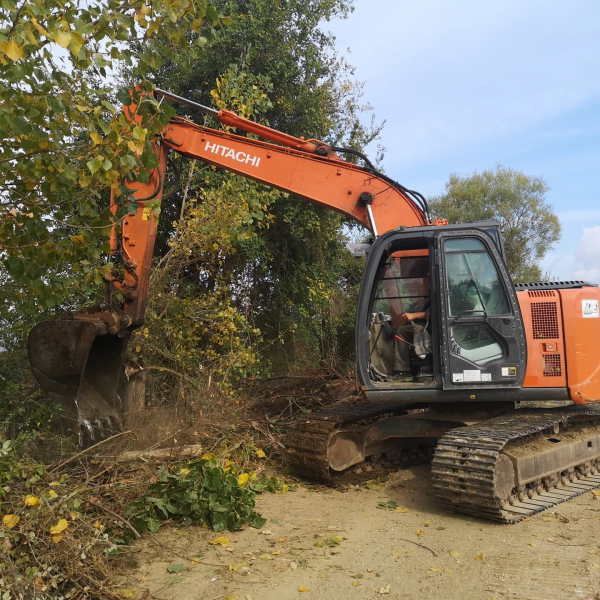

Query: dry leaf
474 553 484 561
395 506 409 513
416 529 425 536
529 543 537 547
50 519 68 535
588 549 598 555
352 581 361 587
226 547 235 552
444 568 453 574
290 562 298 570
51 533 63 543
256 449 266 458
429 567 442 573
351 574 363 579
377 585 391 594
24 495 40 507
367 568 374 573
542 516 553 522
422 521 431 527
47 490 58 499
392 552 401 558
229 562 248 571
210 536 230 547
298 585 310 592
224 595 237 600
202 452 215 460
272 550 281 556
3 515 19 529
449 550 460 558
278 537 288 543
591 490 600 497
259 553 272 560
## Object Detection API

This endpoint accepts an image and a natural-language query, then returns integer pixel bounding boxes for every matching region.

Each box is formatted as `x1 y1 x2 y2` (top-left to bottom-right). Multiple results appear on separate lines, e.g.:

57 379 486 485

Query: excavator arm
28 88 437 445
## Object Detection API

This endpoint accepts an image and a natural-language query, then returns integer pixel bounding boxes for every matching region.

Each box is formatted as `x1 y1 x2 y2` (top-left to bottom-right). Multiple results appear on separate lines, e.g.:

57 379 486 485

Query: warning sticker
582 299 599 319
501 367 517 377
463 370 481 382
452 373 464 383
481 373 492 382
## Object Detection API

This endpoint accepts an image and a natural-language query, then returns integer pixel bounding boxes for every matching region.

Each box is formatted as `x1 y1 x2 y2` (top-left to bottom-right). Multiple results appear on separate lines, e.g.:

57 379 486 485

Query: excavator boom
28 88 435 445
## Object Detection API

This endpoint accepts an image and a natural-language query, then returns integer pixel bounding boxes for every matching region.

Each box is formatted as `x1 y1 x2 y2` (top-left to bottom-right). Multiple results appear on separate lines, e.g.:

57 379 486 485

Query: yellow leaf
179 468 191 475
271 550 281 555
377 585 391 594
90 132 103 146
352 581 361 586
228 562 247 571
210 536 230 547
24 495 40 507
588 549 598 555
259 553 272 560
53 30 72 48
31 17 50 37
298 586 310 592
474 553 484 561
256 449 266 458
278 537 288 543
3 514 20 529
122 590 136 599
592 490 600 497
50 519 68 535
422 521 430 527
529 543 537 547
202 452 215 460
4 40 23 62
70 511 79 521
392 552 401 558
238 473 249 487
449 550 460 558
395 506 409 513
224 595 237 600
70 235 85 246
416 530 425 536
429 567 442 573
51 533 63 543
444 568 453 573
542 516 553 522
367 568 373 572
93 520 103 529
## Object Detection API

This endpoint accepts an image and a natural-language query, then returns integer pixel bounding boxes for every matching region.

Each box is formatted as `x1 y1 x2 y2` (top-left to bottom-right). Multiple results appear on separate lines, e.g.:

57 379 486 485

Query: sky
327 0 600 283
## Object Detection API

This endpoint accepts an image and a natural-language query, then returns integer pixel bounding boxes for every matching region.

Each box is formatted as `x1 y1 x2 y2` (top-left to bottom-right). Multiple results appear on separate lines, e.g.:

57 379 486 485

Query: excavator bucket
28 320 127 447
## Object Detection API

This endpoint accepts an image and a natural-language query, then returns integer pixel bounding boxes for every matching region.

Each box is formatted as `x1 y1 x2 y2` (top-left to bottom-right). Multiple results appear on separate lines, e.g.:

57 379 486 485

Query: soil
124 465 600 600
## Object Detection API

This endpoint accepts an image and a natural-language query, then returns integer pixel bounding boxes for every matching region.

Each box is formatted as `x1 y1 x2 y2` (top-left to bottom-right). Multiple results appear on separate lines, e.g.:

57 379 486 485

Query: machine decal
582 299 599 318
452 373 464 382
204 141 261 167
481 373 492 381
463 370 482 382
501 366 517 377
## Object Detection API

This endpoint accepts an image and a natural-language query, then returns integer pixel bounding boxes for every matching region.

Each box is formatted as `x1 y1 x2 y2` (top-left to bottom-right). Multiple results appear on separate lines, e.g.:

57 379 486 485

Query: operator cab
356 222 527 401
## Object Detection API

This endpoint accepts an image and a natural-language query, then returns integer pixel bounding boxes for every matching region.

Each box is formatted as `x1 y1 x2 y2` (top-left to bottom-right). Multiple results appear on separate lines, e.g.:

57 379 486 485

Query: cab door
436 230 526 389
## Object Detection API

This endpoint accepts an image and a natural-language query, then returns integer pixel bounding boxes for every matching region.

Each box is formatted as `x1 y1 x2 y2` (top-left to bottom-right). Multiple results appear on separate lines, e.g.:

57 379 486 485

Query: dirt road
127 465 600 600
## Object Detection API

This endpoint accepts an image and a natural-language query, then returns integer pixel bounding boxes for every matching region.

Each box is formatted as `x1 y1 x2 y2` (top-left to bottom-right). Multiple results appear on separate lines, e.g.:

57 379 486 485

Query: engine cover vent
531 302 560 339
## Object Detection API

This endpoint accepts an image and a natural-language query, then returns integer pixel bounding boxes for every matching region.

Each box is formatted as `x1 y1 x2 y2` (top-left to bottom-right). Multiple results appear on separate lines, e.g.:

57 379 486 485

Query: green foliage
0 0 225 331
138 0 377 374
429 166 561 282
125 459 267 533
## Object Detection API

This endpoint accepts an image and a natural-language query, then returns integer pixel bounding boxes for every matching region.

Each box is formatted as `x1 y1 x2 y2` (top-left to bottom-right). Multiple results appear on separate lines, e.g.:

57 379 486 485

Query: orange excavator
28 88 600 522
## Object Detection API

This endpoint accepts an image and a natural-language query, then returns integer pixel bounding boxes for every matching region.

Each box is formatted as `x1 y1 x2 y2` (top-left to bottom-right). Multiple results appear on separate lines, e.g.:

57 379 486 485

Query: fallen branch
85 498 141 539
397 538 438 556
49 430 135 473
116 443 204 463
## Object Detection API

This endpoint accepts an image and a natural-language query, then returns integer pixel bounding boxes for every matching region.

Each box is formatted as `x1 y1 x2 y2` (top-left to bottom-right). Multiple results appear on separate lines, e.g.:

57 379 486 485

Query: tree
0 0 226 337
126 0 380 374
429 166 561 282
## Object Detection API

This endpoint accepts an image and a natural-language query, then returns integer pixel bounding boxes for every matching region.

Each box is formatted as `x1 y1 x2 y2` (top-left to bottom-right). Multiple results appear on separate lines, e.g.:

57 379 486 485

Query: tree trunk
121 369 147 426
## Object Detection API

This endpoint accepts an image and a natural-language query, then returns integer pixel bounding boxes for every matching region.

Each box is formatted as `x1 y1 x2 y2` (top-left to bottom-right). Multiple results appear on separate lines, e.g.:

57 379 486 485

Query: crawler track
431 405 600 522
284 401 413 483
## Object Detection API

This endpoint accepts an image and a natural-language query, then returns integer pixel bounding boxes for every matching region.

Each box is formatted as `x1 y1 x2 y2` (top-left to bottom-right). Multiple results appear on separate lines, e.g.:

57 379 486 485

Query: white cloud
565 226 600 284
